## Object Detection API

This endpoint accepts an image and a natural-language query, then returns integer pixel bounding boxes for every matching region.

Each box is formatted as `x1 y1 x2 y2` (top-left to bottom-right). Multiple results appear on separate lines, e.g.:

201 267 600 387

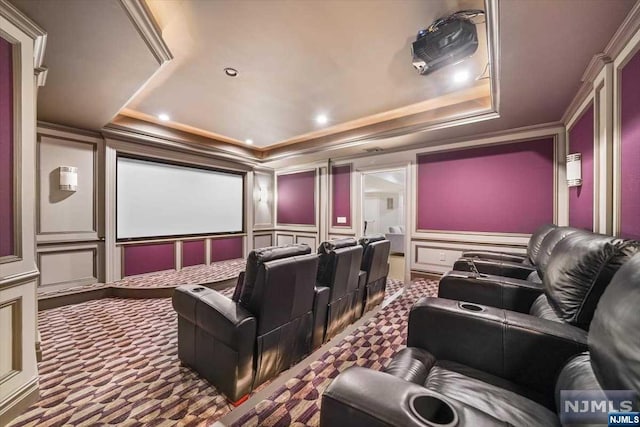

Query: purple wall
417 138 555 233
182 240 206 267
620 49 640 240
123 242 176 277
211 236 243 262
0 38 13 257
332 165 351 227
568 104 594 231
277 170 316 225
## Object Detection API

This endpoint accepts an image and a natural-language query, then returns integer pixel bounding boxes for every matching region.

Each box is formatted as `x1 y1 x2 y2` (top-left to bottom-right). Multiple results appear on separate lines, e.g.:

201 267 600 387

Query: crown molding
485 0 501 114
119 0 173 65
561 1 640 124
0 0 47 68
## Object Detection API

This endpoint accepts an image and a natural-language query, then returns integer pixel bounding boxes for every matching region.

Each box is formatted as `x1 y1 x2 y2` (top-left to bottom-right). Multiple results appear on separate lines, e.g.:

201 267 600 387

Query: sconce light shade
59 166 78 191
566 153 582 187
258 187 268 202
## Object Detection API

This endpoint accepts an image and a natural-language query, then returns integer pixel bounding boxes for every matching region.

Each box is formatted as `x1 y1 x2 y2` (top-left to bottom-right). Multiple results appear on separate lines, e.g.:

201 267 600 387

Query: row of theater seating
321 225 640 426
172 235 391 403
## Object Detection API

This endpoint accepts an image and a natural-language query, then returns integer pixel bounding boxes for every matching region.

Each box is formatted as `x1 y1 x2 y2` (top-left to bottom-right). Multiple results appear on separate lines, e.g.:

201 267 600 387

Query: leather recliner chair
172 244 324 403
359 235 391 314
439 229 621 315
316 238 363 343
320 253 640 426
453 225 580 282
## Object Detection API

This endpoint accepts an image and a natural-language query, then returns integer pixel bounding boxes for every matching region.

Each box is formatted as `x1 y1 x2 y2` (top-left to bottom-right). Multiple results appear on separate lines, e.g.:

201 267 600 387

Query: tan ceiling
11 0 161 130
123 0 490 148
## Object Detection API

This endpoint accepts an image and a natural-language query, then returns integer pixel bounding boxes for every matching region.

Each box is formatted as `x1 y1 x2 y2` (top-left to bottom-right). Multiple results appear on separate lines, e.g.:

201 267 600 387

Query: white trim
118 0 172 64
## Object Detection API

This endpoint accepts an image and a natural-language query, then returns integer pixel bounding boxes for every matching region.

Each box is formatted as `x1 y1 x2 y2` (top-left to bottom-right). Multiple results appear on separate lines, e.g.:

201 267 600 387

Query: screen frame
116 153 246 243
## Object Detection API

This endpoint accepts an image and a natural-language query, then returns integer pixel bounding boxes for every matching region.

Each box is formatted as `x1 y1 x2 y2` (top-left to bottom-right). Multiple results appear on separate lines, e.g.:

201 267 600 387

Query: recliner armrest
407 297 587 397
176 286 257 351
461 250 527 263
321 367 503 427
454 258 536 280
438 270 544 313
313 285 330 348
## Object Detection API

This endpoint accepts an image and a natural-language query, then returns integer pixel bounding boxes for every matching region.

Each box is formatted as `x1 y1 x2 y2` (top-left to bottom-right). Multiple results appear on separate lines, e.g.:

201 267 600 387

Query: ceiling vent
412 10 484 75
364 147 384 153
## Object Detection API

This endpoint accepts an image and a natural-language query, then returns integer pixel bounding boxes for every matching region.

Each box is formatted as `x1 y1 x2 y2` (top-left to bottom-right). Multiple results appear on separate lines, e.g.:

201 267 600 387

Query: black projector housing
412 17 479 75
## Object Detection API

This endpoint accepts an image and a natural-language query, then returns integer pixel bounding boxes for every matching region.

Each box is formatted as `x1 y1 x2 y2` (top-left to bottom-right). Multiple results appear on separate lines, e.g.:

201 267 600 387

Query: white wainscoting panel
254 234 273 249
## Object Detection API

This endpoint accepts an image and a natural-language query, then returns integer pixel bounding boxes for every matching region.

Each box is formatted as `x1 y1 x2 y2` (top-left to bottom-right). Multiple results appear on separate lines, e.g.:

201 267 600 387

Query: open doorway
362 169 406 282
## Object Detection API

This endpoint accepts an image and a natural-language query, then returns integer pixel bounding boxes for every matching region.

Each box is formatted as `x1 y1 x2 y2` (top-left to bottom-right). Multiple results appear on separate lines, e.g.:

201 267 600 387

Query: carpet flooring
38 259 246 299
9 279 436 427
230 279 438 426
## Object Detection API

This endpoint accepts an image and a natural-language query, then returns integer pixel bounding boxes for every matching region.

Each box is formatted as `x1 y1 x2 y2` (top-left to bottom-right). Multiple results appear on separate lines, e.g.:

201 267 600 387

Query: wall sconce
258 187 268 202
566 153 582 187
59 166 78 191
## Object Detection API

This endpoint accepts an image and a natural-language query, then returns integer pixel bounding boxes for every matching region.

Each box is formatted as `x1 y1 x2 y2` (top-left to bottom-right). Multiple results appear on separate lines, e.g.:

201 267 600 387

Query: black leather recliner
172 244 323 403
439 229 629 316
359 235 391 313
453 225 579 282
316 238 363 343
320 253 640 426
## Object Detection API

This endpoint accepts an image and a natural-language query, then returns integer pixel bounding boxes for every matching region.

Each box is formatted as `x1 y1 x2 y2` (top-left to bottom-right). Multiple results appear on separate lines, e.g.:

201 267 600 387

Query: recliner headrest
238 244 312 305
589 252 640 392
543 233 640 329
526 224 557 264
535 226 582 276
358 234 386 247
318 237 357 255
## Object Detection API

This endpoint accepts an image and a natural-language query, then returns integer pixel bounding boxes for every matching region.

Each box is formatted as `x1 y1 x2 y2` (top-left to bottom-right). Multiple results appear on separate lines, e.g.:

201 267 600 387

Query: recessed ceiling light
453 70 470 83
245 139 253 145
224 67 238 77
158 113 170 122
316 114 328 125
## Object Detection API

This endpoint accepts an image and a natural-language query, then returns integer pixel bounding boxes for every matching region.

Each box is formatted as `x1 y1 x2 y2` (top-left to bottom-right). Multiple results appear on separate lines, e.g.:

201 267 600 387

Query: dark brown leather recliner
359 235 391 314
316 238 363 343
453 225 579 282
172 244 323 403
320 253 640 427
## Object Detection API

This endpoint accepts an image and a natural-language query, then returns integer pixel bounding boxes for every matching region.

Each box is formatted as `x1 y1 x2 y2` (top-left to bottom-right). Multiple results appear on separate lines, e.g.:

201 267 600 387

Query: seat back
360 235 391 284
534 226 582 277
525 223 557 265
541 232 640 329
238 245 320 386
317 238 363 300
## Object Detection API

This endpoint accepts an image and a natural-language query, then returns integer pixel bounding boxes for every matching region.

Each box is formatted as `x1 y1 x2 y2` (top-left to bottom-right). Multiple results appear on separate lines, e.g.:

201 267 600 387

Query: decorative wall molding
0 0 46 68
118 0 173 65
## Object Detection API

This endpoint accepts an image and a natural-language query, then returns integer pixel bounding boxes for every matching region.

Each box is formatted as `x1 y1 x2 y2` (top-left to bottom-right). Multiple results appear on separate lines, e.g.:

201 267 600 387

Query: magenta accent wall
332 165 351 227
182 240 206 267
123 242 176 277
0 37 14 257
417 138 555 233
211 236 243 262
277 170 316 225
568 104 594 231
620 49 640 240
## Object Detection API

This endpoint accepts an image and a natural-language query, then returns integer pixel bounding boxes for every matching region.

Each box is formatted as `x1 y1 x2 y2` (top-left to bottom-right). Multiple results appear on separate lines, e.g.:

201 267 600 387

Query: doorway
362 168 406 282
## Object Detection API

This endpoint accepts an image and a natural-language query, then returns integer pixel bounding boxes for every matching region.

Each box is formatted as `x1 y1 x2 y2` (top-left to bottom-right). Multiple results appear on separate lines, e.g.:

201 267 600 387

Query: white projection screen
117 156 244 240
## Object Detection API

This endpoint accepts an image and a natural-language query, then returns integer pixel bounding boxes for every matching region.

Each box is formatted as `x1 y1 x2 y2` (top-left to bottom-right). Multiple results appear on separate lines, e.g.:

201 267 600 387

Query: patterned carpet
38 259 246 299
230 279 438 427
9 279 436 427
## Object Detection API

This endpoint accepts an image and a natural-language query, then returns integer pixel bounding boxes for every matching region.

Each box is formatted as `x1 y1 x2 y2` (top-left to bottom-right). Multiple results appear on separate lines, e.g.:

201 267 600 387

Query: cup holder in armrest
191 287 206 293
459 302 484 312
409 394 458 426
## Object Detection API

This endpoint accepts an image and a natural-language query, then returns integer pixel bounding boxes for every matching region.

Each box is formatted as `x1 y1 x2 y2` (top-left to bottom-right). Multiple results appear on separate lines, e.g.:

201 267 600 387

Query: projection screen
117 156 244 240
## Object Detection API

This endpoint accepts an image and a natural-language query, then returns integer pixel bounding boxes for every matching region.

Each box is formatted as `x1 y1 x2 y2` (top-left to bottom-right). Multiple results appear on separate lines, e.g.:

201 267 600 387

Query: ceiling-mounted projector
412 10 484 75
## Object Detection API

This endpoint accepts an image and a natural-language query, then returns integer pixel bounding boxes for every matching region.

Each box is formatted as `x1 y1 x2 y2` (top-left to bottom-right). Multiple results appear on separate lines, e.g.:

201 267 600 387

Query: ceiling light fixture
158 113 170 122
245 139 253 145
316 114 328 125
224 67 238 77
453 70 470 84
